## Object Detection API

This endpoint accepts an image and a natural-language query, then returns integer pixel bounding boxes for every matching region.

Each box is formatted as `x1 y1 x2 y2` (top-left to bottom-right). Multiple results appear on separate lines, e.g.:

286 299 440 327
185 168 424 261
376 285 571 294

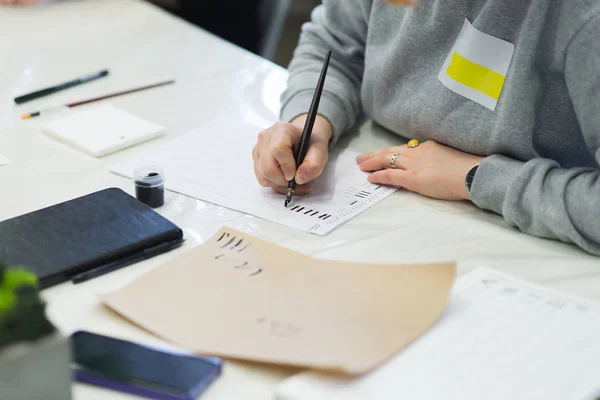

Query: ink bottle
134 166 165 208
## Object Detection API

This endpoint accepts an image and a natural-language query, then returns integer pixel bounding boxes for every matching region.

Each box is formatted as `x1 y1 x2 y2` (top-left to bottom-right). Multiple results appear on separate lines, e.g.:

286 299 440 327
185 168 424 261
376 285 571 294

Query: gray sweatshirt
280 0 600 255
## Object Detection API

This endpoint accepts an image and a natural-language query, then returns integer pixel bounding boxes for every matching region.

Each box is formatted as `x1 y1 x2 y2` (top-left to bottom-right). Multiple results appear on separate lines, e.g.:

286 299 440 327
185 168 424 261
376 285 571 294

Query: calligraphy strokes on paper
214 254 263 276
216 231 252 252
214 231 262 276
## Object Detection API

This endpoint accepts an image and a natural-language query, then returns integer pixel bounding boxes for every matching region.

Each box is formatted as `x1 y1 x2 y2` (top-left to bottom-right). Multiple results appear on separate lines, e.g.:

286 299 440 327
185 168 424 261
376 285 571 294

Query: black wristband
465 164 479 193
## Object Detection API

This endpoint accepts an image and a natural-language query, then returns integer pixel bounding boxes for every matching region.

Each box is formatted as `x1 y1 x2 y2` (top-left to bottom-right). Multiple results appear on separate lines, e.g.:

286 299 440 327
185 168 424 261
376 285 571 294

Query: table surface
1 1 599 399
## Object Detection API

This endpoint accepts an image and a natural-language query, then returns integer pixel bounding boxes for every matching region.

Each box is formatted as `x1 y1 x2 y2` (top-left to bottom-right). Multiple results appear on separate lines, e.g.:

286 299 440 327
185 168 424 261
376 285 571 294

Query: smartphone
70 330 222 400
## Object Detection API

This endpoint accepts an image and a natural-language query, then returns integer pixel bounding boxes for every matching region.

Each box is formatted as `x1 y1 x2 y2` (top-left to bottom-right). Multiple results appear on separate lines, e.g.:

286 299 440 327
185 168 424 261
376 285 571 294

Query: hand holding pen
251 51 332 205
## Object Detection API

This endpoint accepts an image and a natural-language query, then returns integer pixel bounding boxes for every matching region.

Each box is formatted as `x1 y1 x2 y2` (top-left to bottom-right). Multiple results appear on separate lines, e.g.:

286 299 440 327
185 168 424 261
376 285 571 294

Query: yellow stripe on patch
446 51 505 100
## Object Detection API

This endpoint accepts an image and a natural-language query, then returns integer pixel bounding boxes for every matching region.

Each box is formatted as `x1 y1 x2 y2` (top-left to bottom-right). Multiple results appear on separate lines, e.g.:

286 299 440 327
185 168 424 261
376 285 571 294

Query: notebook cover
0 188 182 288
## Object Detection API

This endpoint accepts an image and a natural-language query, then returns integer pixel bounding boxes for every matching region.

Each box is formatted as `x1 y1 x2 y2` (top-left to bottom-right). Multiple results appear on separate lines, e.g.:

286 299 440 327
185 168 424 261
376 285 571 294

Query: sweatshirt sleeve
469 14 600 254
280 0 371 144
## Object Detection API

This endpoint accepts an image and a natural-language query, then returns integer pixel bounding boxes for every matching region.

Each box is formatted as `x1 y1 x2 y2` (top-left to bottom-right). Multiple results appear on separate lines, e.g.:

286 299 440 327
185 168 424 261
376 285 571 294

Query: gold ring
389 153 399 169
407 139 420 148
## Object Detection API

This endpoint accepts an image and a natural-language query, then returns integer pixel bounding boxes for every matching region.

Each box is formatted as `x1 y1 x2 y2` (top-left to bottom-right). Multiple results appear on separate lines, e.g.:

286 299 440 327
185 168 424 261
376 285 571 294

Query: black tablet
0 188 183 288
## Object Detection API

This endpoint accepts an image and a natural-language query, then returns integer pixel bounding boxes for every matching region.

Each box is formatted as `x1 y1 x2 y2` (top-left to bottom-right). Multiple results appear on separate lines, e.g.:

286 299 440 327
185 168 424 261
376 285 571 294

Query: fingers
259 151 288 187
368 168 412 190
254 121 329 193
256 123 300 187
358 153 407 171
254 143 313 194
296 136 329 185
269 125 297 181
356 151 376 164
356 146 404 163
356 148 396 164
357 147 408 172
252 145 270 187
272 184 312 196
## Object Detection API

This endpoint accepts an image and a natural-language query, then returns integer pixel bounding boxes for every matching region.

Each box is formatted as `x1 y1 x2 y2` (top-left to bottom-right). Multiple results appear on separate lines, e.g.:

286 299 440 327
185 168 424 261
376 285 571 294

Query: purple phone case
75 364 221 400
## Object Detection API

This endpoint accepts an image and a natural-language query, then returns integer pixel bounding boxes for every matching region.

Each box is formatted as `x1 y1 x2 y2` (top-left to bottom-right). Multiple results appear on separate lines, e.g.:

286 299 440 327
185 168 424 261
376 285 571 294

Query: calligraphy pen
285 50 332 207
21 79 175 120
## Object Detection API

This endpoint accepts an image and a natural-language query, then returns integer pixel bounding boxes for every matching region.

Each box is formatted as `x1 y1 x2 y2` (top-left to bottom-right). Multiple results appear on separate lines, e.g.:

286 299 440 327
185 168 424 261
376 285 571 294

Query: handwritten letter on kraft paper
102 227 456 375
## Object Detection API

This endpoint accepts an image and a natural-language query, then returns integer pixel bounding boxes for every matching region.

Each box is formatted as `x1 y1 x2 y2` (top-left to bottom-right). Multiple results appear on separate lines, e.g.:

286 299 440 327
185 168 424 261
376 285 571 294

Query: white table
1 1 599 399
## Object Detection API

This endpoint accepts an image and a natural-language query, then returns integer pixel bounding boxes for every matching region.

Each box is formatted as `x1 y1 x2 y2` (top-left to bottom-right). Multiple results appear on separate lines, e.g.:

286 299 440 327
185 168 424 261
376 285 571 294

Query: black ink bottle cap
134 166 165 208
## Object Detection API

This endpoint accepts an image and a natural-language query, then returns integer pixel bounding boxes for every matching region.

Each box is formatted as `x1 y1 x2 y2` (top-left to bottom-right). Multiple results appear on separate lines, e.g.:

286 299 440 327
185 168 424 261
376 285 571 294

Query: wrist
290 114 333 143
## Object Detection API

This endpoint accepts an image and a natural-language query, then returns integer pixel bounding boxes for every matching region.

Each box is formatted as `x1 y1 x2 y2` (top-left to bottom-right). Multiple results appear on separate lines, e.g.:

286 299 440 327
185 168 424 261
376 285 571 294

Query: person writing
252 0 600 254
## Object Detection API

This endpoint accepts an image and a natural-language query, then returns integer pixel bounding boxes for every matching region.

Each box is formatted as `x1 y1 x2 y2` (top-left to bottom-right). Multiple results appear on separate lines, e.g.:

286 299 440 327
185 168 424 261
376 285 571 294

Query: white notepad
276 267 600 400
110 118 397 235
42 104 165 157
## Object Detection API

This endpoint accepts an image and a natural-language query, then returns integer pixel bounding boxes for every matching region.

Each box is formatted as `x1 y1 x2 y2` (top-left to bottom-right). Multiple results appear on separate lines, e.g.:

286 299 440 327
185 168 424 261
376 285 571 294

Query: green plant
0 262 56 351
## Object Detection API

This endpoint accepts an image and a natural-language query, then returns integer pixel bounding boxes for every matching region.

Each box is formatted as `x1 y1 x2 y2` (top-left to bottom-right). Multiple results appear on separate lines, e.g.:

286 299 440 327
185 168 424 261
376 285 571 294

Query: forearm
470 155 600 254
281 0 371 144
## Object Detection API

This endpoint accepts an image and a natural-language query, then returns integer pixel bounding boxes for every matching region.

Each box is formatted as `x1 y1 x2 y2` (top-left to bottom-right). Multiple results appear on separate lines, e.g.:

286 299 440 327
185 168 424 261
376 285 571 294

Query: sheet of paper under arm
101 227 456 375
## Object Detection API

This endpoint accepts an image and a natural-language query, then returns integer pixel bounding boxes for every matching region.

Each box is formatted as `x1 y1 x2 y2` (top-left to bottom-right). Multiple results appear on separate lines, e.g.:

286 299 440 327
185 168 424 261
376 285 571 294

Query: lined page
276 267 600 400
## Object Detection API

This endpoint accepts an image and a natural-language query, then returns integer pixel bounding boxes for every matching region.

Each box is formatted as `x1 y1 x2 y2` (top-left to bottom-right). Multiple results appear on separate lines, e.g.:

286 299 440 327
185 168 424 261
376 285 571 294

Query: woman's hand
252 114 333 195
357 140 484 201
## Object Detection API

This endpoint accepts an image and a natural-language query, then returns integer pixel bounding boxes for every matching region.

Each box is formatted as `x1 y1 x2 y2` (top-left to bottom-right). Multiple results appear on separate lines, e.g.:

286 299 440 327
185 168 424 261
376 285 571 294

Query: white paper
42 104 165 157
276 267 600 400
0 152 10 166
110 118 396 235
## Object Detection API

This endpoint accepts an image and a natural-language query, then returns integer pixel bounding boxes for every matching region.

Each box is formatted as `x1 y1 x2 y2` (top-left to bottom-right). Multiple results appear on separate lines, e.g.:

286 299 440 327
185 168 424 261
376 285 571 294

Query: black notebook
0 188 183 288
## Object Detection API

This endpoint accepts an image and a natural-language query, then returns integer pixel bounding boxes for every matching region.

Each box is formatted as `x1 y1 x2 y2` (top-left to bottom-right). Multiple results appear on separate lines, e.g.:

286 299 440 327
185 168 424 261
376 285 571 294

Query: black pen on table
284 50 332 208
13 69 109 105
71 238 184 284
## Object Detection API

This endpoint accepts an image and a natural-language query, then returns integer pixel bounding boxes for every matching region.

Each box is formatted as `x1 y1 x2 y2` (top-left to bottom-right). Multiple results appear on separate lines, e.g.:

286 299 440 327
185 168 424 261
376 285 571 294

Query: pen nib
285 188 293 207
